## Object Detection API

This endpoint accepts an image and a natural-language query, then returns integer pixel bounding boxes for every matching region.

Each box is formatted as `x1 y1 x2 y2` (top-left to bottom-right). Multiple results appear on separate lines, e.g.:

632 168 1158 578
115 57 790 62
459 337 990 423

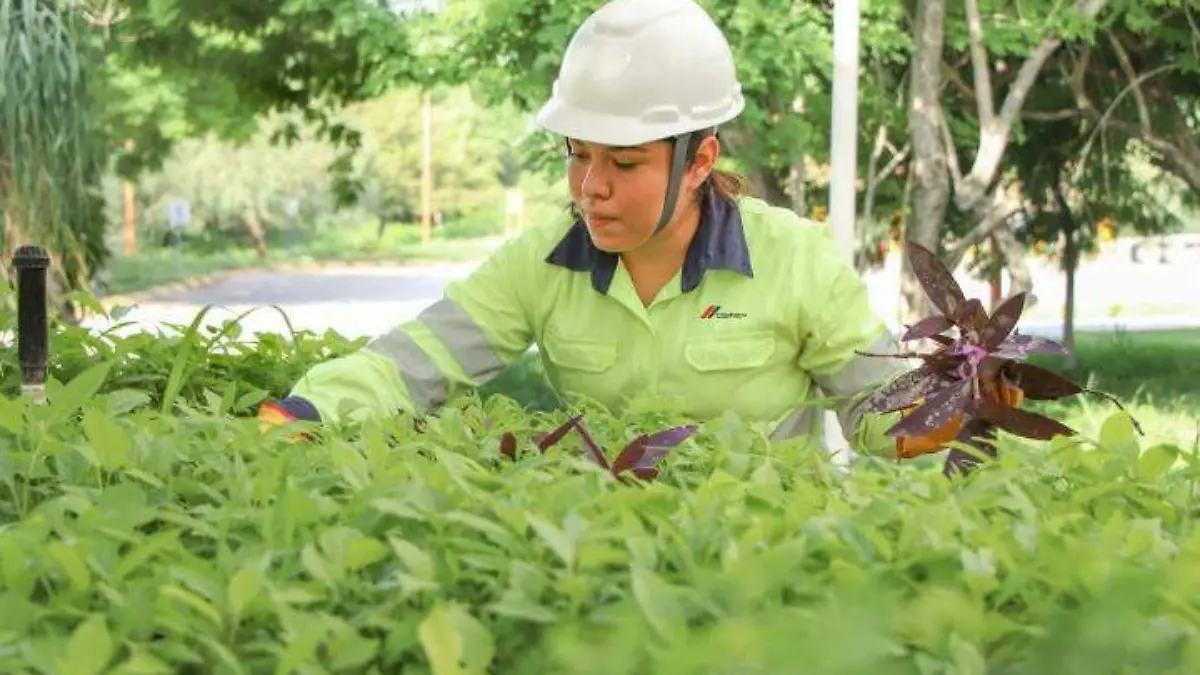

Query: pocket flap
685 333 776 372
544 329 618 373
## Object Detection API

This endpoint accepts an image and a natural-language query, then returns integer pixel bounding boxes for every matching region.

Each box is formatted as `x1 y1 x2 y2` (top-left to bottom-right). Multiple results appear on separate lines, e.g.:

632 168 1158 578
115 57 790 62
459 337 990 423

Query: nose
579 160 612 201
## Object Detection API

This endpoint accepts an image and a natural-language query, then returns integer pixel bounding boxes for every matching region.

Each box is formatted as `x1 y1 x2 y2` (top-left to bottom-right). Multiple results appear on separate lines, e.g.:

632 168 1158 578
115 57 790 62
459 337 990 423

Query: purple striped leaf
573 418 610 470
906 241 966 319
865 365 951 414
902 314 954 341
500 432 517 460
611 425 698 479
537 414 583 452
977 398 1076 440
955 299 988 335
981 292 1026 348
995 333 1069 359
886 379 972 438
1005 362 1082 400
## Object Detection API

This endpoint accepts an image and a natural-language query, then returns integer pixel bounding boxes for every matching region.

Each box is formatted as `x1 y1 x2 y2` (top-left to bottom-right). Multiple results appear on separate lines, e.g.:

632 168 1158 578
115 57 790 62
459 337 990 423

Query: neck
620 197 702 304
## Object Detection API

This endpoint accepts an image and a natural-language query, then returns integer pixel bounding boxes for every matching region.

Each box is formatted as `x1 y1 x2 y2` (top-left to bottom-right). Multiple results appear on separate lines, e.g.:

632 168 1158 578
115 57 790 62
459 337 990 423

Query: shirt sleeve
280 231 539 426
793 227 906 457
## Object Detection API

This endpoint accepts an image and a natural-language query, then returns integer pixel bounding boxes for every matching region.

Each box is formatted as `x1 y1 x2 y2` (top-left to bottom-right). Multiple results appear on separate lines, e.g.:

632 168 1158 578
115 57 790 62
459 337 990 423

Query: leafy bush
1 287 1198 674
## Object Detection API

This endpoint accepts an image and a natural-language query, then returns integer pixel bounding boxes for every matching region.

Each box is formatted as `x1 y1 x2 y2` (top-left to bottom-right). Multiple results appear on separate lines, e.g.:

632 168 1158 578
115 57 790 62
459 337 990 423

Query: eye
613 158 638 170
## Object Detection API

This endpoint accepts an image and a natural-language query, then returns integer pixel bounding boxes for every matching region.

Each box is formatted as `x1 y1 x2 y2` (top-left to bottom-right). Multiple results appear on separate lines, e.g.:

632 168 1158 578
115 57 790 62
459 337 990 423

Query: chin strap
653 131 694 236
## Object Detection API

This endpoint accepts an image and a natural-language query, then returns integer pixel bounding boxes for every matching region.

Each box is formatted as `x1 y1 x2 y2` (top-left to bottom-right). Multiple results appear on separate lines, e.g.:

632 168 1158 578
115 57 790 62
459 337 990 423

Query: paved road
87 264 478 340
84 245 1200 342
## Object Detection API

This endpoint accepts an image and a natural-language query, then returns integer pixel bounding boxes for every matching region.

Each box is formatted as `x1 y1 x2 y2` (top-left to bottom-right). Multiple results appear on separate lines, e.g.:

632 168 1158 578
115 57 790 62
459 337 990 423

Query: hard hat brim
535 97 743 147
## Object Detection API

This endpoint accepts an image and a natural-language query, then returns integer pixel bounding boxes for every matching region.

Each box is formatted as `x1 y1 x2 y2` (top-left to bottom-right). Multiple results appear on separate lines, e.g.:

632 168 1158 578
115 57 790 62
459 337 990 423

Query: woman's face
566 136 716 253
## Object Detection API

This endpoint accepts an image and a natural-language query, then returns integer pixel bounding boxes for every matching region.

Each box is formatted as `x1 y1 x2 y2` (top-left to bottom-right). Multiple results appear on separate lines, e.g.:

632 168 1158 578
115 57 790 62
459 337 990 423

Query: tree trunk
994 226 1034 301
244 208 268 260
123 138 137 255
789 159 806 215
749 165 792 209
903 0 949 323
1054 181 1079 369
988 235 1002 310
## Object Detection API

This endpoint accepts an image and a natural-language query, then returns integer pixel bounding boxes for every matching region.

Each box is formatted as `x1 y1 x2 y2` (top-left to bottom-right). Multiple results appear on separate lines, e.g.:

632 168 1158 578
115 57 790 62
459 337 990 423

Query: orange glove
257 396 321 440
895 379 1023 460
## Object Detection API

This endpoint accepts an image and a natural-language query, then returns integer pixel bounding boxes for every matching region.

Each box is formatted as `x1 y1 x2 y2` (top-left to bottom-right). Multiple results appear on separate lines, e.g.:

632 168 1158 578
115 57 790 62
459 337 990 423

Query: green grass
1023 329 1200 455
1051 329 1200 409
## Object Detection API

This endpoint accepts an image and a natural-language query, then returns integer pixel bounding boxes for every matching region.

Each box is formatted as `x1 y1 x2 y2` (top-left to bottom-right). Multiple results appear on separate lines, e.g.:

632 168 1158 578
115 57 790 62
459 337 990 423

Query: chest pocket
543 326 619 373
684 332 776 372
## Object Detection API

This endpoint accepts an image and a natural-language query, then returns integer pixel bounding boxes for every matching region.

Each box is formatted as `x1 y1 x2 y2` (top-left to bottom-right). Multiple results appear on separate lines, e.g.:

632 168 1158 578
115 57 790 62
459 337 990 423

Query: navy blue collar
544 186 754 295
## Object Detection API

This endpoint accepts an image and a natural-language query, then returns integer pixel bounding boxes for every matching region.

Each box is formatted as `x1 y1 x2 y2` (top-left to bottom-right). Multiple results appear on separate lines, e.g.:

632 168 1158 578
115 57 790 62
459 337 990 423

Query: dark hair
677 127 755 201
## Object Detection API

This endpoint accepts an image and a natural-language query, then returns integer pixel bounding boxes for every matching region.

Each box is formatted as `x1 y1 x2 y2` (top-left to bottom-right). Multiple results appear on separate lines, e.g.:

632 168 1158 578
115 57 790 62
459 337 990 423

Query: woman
259 0 930 459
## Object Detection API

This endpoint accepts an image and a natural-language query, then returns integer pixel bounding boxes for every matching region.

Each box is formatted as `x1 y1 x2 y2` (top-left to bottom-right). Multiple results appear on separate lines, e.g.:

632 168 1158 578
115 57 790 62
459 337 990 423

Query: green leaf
46 540 91 592
82 408 132 470
630 566 685 643
110 649 175 675
948 632 986 675
389 536 437 582
227 559 265 618
526 514 574 569
1099 412 1140 457
0 396 24 434
418 602 495 675
327 627 380 671
1138 444 1181 480
47 361 112 424
61 614 113 675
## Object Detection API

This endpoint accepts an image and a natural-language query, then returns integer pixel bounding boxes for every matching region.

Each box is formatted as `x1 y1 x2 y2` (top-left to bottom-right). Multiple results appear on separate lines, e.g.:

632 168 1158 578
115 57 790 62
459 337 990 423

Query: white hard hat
534 0 745 147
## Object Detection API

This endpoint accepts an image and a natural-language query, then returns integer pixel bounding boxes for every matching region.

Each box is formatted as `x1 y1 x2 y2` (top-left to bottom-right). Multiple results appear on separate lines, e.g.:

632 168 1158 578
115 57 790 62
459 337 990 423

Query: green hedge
0 292 1197 674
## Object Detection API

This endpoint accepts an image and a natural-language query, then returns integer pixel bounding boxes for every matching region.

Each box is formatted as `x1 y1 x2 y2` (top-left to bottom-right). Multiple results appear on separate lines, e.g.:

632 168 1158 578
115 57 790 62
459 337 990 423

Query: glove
895 379 1024 460
257 396 321 440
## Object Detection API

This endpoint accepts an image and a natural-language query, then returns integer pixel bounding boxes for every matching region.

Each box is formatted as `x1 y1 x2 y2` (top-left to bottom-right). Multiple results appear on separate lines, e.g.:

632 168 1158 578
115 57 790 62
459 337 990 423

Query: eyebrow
569 140 648 153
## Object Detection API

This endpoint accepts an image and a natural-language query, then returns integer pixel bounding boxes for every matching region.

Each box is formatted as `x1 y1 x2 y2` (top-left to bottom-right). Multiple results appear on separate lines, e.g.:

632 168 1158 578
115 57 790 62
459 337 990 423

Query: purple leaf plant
500 414 696 481
861 241 1142 476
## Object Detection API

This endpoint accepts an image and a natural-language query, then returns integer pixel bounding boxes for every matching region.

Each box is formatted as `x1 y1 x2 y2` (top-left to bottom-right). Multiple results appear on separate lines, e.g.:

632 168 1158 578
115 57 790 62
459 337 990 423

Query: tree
902 0 1111 319
1 0 107 318
1010 107 1181 364
1040 1 1200 199
96 0 422 181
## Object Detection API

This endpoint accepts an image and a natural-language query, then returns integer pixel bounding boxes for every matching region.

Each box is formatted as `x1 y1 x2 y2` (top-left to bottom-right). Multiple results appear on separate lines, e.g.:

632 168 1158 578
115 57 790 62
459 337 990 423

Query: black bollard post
13 245 49 403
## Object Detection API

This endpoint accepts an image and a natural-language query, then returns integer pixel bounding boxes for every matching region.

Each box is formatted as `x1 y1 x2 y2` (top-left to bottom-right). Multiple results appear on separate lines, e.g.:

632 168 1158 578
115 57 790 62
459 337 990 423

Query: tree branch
954 0 1109 213
1073 62 1180 181
963 0 996 129
874 143 910 191
945 188 1023 268
939 113 964 190
1106 31 1151 132
1022 108 1083 121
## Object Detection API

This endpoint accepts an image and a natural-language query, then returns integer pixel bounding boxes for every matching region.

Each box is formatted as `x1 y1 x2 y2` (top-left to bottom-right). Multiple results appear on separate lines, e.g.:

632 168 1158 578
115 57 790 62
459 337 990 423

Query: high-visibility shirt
266 190 907 456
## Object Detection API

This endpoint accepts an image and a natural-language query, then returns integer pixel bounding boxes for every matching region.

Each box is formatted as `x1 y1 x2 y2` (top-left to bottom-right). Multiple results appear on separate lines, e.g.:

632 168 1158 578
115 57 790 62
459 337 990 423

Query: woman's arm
793 230 908 457
261 234 539 427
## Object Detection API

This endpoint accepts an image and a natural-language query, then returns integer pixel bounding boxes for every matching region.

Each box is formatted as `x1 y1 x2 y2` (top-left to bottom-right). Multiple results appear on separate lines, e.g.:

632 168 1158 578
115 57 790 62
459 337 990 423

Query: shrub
0 288 1197 674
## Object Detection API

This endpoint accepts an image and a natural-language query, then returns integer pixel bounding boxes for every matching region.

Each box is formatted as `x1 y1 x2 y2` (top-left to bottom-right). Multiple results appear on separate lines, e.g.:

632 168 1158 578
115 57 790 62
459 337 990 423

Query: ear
687 134 720 188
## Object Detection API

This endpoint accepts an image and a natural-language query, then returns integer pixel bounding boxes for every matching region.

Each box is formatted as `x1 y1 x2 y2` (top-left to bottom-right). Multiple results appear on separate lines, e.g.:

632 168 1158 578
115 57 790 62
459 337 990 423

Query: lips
586 213 618 228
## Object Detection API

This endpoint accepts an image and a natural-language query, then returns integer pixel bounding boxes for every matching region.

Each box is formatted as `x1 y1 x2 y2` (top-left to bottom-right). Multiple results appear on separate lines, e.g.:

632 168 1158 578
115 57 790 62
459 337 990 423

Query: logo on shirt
699 304 747 320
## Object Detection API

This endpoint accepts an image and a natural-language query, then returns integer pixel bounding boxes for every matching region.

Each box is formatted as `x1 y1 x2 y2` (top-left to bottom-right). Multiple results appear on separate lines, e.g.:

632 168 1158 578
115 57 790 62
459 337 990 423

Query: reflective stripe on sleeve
418 298 507 383
365 328 447 412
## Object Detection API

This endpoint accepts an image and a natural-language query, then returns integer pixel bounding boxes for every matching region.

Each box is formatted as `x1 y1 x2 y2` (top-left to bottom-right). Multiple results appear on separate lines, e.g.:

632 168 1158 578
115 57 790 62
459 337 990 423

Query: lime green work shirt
281 191 906 455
